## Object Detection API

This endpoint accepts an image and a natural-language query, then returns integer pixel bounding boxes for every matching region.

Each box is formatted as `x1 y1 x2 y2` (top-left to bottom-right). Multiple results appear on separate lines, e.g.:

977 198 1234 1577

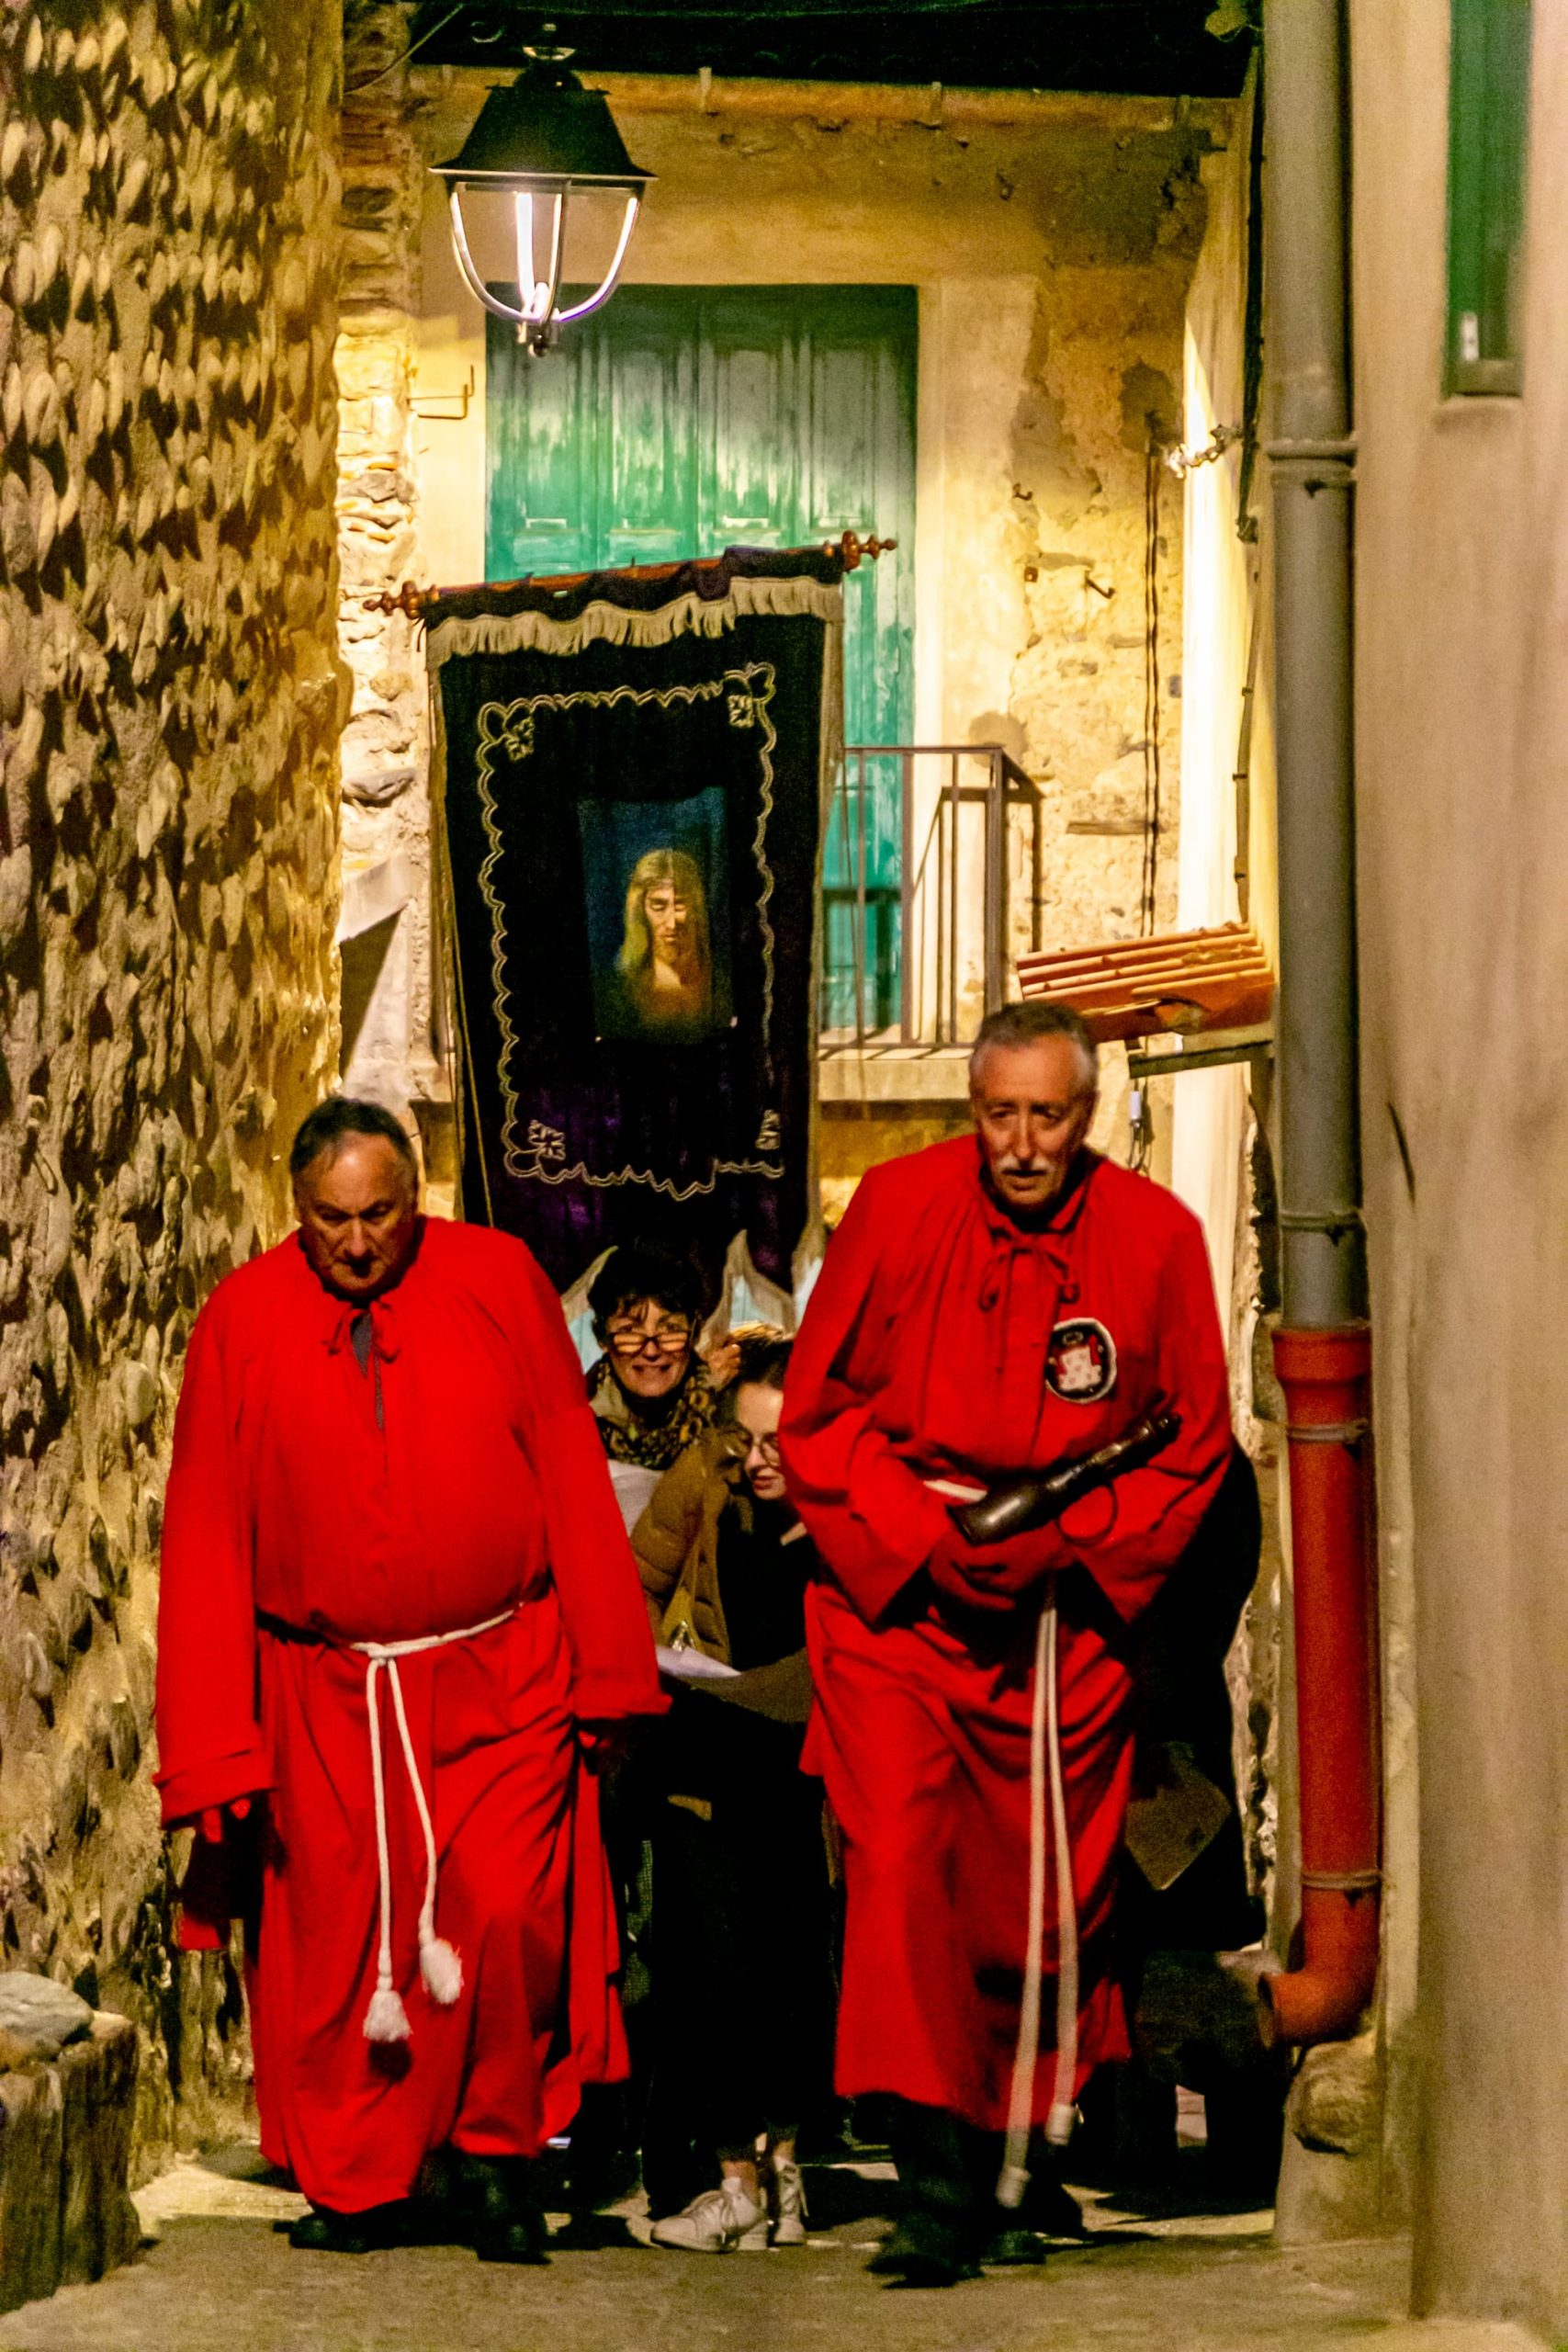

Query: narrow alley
0 2141 1432 2352
0 0 1564 2347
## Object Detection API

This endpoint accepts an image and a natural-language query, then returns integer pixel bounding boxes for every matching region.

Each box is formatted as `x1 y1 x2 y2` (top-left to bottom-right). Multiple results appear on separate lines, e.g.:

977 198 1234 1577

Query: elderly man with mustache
781 1000 1233 2283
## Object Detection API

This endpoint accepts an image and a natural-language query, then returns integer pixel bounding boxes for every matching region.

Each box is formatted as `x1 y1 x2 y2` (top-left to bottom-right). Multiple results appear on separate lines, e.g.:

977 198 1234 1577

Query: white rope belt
924 1482 1079 2206
350 1608 515 2045
998 1595 1079 2206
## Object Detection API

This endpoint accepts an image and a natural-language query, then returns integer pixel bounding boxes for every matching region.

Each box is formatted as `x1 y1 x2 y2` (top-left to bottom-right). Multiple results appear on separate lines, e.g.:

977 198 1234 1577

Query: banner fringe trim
426 575 843 667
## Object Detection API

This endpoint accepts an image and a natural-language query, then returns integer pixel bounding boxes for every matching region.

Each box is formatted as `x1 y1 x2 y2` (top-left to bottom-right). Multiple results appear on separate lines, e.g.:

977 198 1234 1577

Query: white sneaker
771 2157 808 2247
650 2182 768 2254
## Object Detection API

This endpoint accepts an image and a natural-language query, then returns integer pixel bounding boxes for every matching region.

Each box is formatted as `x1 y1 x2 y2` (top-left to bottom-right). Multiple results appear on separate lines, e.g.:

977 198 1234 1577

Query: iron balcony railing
819 744 1043 1051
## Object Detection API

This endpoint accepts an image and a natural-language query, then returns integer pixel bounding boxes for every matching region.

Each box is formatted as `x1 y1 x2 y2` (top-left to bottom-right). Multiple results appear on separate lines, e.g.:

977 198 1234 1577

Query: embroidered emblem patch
1046 1317 1118 1404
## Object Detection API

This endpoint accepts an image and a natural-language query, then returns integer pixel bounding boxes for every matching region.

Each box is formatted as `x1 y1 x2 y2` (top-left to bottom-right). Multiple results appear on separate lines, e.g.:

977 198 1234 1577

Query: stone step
0 2010 140 2314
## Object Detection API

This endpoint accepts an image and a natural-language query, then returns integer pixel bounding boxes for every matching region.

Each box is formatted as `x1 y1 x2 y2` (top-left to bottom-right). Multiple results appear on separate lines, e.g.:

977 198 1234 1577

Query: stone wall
0 0 344 2165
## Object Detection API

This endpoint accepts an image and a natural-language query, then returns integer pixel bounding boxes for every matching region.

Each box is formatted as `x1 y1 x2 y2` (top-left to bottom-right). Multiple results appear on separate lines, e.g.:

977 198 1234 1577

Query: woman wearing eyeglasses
585 1245 740 1525
573 1242 739 2219
629 1335 835 2256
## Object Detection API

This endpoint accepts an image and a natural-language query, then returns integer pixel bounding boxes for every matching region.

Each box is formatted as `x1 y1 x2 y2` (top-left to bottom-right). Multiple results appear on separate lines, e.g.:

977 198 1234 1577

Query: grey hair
968 999 1099 1087
289 1096 418 1182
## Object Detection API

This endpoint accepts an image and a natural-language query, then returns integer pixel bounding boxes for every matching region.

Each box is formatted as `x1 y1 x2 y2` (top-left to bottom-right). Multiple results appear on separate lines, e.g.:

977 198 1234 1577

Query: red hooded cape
155 1217 664 2211
781 1140 1233 2131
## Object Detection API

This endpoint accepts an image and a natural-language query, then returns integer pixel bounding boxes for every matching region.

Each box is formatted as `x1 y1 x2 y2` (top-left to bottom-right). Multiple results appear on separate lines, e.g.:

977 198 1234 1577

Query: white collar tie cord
350 1609 517 2044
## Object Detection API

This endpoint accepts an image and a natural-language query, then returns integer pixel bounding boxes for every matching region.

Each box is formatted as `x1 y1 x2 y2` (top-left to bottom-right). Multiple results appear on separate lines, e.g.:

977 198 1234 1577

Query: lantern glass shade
433 64 652 354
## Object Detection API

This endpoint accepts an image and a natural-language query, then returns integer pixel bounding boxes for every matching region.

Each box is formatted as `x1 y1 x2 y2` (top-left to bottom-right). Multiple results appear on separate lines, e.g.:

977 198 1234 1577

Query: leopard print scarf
587 1355 718 1470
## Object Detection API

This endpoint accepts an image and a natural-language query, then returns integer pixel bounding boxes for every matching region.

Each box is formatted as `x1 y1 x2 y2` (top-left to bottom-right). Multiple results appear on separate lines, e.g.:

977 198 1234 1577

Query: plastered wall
336 3 434 1136
1351 0 1568 2329
1171 103 1259 1318
0 0 344 2160
1166 67 1289 1919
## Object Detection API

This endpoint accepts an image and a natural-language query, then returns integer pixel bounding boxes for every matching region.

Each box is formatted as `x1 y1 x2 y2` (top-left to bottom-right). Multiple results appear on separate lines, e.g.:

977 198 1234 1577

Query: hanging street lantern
432 41 653 357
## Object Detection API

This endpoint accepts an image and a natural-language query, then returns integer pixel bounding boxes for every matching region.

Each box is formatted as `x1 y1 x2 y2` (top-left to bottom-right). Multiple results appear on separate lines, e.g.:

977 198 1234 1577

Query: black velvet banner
429 547 841 1301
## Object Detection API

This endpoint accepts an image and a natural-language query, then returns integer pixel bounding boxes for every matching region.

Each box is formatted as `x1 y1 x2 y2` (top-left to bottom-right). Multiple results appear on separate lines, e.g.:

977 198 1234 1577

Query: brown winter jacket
630 1425 750 1661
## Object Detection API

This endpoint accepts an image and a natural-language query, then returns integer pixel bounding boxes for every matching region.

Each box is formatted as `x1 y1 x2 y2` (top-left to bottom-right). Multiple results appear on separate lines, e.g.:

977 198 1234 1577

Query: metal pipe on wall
434 69 1229 144
1260 0 1382 2043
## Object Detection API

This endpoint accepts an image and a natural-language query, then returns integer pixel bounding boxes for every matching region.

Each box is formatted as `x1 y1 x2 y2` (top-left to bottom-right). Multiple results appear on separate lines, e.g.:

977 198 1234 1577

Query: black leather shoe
288 2201 407 2254
866 2214 981 2287
455 2153 550 2266
1021 2170 1087 2239
476 2214 550 2265
982 2223 1049 2267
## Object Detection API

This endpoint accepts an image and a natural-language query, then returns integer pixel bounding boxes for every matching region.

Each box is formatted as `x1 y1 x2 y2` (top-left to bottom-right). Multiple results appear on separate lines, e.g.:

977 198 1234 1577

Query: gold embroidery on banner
471 667 784 1194
492 708 535 761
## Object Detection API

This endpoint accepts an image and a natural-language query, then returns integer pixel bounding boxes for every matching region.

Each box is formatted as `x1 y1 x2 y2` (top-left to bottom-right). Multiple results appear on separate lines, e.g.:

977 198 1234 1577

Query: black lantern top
434 59 654 191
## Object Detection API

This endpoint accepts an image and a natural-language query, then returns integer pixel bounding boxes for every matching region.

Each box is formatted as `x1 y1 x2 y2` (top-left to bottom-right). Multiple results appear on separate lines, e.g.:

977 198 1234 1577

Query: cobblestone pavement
0 2143 1537 2352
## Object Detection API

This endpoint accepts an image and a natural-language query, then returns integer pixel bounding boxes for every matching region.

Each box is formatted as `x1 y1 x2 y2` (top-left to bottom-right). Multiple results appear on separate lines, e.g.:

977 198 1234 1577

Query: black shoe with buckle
288 2200 408 2255
454 2153 550 2266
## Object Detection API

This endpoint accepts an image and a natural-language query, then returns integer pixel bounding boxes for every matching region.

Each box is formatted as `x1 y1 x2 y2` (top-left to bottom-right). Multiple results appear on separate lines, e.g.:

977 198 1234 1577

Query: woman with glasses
629 1335 835 2255
575 1241 734 2219
585 1245 739 1527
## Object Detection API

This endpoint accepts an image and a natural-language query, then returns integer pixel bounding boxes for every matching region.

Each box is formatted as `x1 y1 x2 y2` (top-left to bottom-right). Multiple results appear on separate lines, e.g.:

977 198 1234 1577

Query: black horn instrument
952 1410 1183 1546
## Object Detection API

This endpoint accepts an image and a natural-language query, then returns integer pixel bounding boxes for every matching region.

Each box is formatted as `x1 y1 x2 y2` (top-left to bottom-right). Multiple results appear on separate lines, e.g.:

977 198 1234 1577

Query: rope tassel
363 1657 415 2044
355 1623 501 2043
421 1937 463 2007
365 1985 412 2045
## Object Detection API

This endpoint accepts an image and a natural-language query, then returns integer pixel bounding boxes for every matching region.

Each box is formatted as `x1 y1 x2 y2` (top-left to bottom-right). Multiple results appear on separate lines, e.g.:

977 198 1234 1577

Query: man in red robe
781 1001 1233 2282
155 1098 663 2258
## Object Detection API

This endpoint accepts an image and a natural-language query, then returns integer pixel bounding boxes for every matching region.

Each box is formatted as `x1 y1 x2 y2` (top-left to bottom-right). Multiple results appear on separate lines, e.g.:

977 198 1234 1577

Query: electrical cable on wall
347 6 464 94
1129 425 1165 1176
1139 429 1163 942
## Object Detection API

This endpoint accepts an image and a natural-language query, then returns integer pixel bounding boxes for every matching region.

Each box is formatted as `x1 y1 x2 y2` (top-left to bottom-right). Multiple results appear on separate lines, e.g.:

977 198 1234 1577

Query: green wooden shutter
598 301 699 567
1446 0 1533 394
485 316 607 578
701 291 797 549
486 285 917 1030
798 299 916 1031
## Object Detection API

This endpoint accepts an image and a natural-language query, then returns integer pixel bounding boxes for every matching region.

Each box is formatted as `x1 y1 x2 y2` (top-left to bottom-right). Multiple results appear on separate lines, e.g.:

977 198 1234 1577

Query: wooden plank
1015 922 1275 1043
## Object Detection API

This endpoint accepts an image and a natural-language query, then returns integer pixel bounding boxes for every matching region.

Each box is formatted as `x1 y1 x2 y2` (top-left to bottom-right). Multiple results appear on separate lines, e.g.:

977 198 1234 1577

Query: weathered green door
486 285 917 1027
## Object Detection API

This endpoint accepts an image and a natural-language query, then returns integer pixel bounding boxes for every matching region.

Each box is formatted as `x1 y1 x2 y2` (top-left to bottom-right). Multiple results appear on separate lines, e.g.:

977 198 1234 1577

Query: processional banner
427 545 842 1306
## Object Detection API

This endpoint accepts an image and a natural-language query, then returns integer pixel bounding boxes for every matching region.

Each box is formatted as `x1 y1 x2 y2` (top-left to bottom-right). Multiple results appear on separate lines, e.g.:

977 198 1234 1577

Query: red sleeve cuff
815 1543 924 1630
573 1671 669 1725
155 1744 272 1830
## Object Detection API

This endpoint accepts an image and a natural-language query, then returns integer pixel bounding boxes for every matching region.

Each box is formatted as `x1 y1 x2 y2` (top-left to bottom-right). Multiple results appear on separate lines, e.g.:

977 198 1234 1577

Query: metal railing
820 744 1043 1050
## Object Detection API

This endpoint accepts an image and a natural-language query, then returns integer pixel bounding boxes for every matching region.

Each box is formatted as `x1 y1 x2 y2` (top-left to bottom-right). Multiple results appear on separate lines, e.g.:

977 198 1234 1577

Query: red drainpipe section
1265 1323 1382 2041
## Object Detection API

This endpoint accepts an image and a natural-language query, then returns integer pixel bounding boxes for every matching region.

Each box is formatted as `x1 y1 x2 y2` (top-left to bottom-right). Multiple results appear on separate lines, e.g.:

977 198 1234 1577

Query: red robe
781 1140 1232 2131
155 1218 663 2212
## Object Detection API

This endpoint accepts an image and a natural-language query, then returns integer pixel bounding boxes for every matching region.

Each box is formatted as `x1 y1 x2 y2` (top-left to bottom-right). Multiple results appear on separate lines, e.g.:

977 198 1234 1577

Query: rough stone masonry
0 0 345 2168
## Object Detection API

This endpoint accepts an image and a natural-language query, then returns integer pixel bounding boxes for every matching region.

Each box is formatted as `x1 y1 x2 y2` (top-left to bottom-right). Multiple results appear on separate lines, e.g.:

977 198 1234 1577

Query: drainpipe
1259 0 1382 2042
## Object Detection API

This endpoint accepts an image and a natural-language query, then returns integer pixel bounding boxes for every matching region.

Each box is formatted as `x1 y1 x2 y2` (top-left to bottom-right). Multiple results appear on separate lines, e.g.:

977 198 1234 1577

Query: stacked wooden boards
1016 922 1274 1043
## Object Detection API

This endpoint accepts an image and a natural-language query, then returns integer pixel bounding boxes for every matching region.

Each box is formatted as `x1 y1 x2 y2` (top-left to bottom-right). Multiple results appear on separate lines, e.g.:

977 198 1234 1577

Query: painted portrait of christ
579 792 733 1046
615 847 714 1035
